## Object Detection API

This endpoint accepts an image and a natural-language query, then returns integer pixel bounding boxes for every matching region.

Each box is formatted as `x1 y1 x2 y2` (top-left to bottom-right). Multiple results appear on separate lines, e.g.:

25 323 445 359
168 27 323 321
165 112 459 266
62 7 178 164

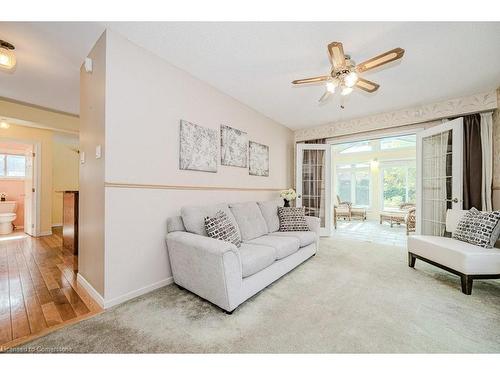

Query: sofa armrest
305 216 321 244
166 231 242 311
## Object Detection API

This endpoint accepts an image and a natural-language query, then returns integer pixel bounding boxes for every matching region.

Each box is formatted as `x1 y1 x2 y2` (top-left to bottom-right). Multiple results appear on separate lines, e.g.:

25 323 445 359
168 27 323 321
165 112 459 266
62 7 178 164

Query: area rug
12 238 500 353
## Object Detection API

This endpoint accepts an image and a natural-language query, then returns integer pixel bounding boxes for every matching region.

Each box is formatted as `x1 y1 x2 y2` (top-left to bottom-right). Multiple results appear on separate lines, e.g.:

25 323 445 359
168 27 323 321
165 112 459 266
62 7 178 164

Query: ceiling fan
292 42 405 102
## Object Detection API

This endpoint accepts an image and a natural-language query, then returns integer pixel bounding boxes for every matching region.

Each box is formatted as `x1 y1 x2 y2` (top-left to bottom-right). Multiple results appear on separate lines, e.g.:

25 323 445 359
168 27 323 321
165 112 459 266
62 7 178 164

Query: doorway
0 138 39 238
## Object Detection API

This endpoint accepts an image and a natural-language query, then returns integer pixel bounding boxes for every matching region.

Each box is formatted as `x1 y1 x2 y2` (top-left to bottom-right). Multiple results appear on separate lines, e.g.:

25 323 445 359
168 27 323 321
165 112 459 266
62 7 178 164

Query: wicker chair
334 195 352 229
405 207 416 235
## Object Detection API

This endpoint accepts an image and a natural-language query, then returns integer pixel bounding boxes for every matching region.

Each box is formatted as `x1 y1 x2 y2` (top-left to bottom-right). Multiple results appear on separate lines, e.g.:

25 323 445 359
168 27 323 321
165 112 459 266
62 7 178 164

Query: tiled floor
331 219 408 248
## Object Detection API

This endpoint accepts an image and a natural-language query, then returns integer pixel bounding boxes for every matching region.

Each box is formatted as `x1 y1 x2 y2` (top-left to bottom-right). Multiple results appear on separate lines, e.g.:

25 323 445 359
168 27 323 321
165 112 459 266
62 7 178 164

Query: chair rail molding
295 90 498 142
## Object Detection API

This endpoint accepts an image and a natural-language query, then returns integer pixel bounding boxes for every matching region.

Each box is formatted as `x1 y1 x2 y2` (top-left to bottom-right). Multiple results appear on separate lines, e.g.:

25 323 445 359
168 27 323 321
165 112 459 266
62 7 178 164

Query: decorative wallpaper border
295 90 498 141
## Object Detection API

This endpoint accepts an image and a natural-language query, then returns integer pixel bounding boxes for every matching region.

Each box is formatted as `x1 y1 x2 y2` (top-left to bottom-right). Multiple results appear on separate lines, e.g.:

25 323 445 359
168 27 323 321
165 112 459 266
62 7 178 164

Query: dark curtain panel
304 139 326 144
462 114 482 210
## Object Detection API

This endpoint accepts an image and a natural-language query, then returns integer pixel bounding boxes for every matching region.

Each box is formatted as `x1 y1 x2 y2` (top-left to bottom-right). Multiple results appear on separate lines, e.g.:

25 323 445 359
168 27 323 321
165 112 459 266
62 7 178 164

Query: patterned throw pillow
452 208 500 248
205 210 241 247
278 207 310 232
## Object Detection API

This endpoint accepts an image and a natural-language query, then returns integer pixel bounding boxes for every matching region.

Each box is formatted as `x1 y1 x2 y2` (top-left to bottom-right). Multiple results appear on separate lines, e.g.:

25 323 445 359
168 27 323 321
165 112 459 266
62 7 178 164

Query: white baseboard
103 277 174 309
77 273 105 308
38 230 53 236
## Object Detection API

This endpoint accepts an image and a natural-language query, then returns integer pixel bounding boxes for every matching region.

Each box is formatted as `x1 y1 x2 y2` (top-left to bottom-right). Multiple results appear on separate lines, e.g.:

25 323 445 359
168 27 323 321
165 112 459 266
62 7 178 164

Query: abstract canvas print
220 125 248 168
248 141 269 176
179 120 218 172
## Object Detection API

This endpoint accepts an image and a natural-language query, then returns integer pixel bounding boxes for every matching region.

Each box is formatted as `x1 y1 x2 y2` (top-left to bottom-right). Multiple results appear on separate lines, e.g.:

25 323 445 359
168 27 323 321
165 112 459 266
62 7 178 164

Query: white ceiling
0 22 105 115
1 22 499 129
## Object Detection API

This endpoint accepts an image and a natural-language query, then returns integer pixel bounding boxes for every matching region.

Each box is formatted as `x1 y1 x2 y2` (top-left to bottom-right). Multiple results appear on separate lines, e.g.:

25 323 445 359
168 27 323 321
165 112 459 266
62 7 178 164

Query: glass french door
296 144 332 236
416 118 463 235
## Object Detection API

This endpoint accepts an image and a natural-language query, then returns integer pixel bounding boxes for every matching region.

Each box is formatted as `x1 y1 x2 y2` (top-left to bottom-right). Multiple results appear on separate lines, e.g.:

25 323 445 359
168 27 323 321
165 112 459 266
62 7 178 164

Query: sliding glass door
296 144 332 236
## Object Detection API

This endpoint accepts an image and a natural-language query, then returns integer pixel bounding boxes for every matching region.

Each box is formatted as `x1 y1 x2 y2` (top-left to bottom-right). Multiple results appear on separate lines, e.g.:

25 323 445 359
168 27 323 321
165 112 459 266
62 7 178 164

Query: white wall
79 32 106 297
102 30 294 305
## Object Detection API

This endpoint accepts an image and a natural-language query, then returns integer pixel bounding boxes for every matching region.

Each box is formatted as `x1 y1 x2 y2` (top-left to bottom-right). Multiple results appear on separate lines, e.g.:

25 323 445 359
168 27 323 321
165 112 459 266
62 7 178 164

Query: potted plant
280 188 297 207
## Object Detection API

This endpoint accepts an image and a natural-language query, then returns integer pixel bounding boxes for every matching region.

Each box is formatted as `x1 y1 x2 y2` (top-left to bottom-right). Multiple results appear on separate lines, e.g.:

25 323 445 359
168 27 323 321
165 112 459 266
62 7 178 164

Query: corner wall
79 32 106 297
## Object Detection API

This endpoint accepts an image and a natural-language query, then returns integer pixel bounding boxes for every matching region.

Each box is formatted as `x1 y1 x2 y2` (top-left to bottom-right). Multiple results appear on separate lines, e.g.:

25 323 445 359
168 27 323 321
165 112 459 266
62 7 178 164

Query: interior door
296 143 332 236
416 118 463 236
24 149 35 236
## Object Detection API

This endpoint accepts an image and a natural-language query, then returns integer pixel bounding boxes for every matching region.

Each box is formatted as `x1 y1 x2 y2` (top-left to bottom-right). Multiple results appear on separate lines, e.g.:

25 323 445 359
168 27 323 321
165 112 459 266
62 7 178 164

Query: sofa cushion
257 199 284 233
269 231 316 247
238 243 276 277
181 203 240 237
408 235 500 274
229 202 268 241
278 207 310 232
452 208 500 248
246 234 300 260
205 210 241 247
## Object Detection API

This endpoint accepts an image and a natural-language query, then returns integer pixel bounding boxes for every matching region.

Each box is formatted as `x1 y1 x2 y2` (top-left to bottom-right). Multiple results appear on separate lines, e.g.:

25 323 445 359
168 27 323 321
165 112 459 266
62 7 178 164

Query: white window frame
336 163 371 208
0 152 27 180
379 159 416 211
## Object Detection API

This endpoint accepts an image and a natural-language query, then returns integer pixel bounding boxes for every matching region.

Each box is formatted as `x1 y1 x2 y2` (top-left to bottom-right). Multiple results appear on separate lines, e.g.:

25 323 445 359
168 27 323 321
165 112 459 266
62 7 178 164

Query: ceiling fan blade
355 48 405 73
355 77 380 93
318 91 330 102
328 42 346 71
292 75 329 84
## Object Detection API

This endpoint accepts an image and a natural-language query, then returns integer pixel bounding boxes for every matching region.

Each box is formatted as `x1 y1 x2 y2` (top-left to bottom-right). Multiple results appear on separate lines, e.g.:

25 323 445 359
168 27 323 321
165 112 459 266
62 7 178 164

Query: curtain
462 113 482 210
480 112 493 211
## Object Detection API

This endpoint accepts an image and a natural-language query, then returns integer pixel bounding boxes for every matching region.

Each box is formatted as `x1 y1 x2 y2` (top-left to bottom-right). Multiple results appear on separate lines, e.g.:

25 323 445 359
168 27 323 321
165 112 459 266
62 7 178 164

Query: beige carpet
12 237 500 353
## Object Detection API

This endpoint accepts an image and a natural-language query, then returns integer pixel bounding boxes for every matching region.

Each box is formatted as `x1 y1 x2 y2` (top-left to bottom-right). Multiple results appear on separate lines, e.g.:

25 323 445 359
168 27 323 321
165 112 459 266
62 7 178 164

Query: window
336 163 371 207
0 154 26 178
381 162 416 209
333 141 373 154
380 135 416 150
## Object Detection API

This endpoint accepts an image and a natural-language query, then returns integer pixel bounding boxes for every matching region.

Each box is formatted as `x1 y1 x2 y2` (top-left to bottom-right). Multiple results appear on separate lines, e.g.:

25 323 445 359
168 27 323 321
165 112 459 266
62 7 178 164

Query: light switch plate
80 151 85 164
84 57 93 73
95 145 102 159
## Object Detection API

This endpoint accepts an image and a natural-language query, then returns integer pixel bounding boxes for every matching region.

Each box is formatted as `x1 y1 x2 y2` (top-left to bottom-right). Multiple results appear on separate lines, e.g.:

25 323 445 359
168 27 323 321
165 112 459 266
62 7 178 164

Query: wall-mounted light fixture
370 158 379 169
0 40 16 71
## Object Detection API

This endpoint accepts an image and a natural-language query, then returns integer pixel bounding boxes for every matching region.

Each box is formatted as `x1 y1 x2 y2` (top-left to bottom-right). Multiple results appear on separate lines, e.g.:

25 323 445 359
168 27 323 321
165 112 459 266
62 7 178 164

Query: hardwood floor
0 228 102 350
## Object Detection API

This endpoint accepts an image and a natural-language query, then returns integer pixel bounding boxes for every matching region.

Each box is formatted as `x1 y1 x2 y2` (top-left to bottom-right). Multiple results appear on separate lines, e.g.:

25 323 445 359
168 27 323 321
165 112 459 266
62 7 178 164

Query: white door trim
296 143 332 236
0 137 42 237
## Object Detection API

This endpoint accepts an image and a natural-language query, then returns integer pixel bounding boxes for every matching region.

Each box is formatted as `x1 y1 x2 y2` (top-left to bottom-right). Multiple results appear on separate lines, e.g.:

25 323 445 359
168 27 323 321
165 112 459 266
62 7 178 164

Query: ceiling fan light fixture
326 80 337 93
344 71 358 88
0 40 16 71
341 86 353 96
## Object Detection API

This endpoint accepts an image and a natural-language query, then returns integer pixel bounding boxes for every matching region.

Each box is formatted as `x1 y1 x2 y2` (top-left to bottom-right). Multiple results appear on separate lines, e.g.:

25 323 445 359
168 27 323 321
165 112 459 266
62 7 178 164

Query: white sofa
166 200 320 313
408 209 500 294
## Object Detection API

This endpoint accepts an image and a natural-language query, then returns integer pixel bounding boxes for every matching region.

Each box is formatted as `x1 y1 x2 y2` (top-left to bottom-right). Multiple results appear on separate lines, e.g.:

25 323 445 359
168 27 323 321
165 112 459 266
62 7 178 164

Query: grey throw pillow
278 207 310 232
452 208 500 248
205 211 241 247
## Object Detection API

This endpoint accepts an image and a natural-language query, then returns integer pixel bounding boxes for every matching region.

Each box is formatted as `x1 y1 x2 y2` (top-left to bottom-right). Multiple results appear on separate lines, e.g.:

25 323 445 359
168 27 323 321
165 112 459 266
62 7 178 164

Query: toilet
0 201 18 235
